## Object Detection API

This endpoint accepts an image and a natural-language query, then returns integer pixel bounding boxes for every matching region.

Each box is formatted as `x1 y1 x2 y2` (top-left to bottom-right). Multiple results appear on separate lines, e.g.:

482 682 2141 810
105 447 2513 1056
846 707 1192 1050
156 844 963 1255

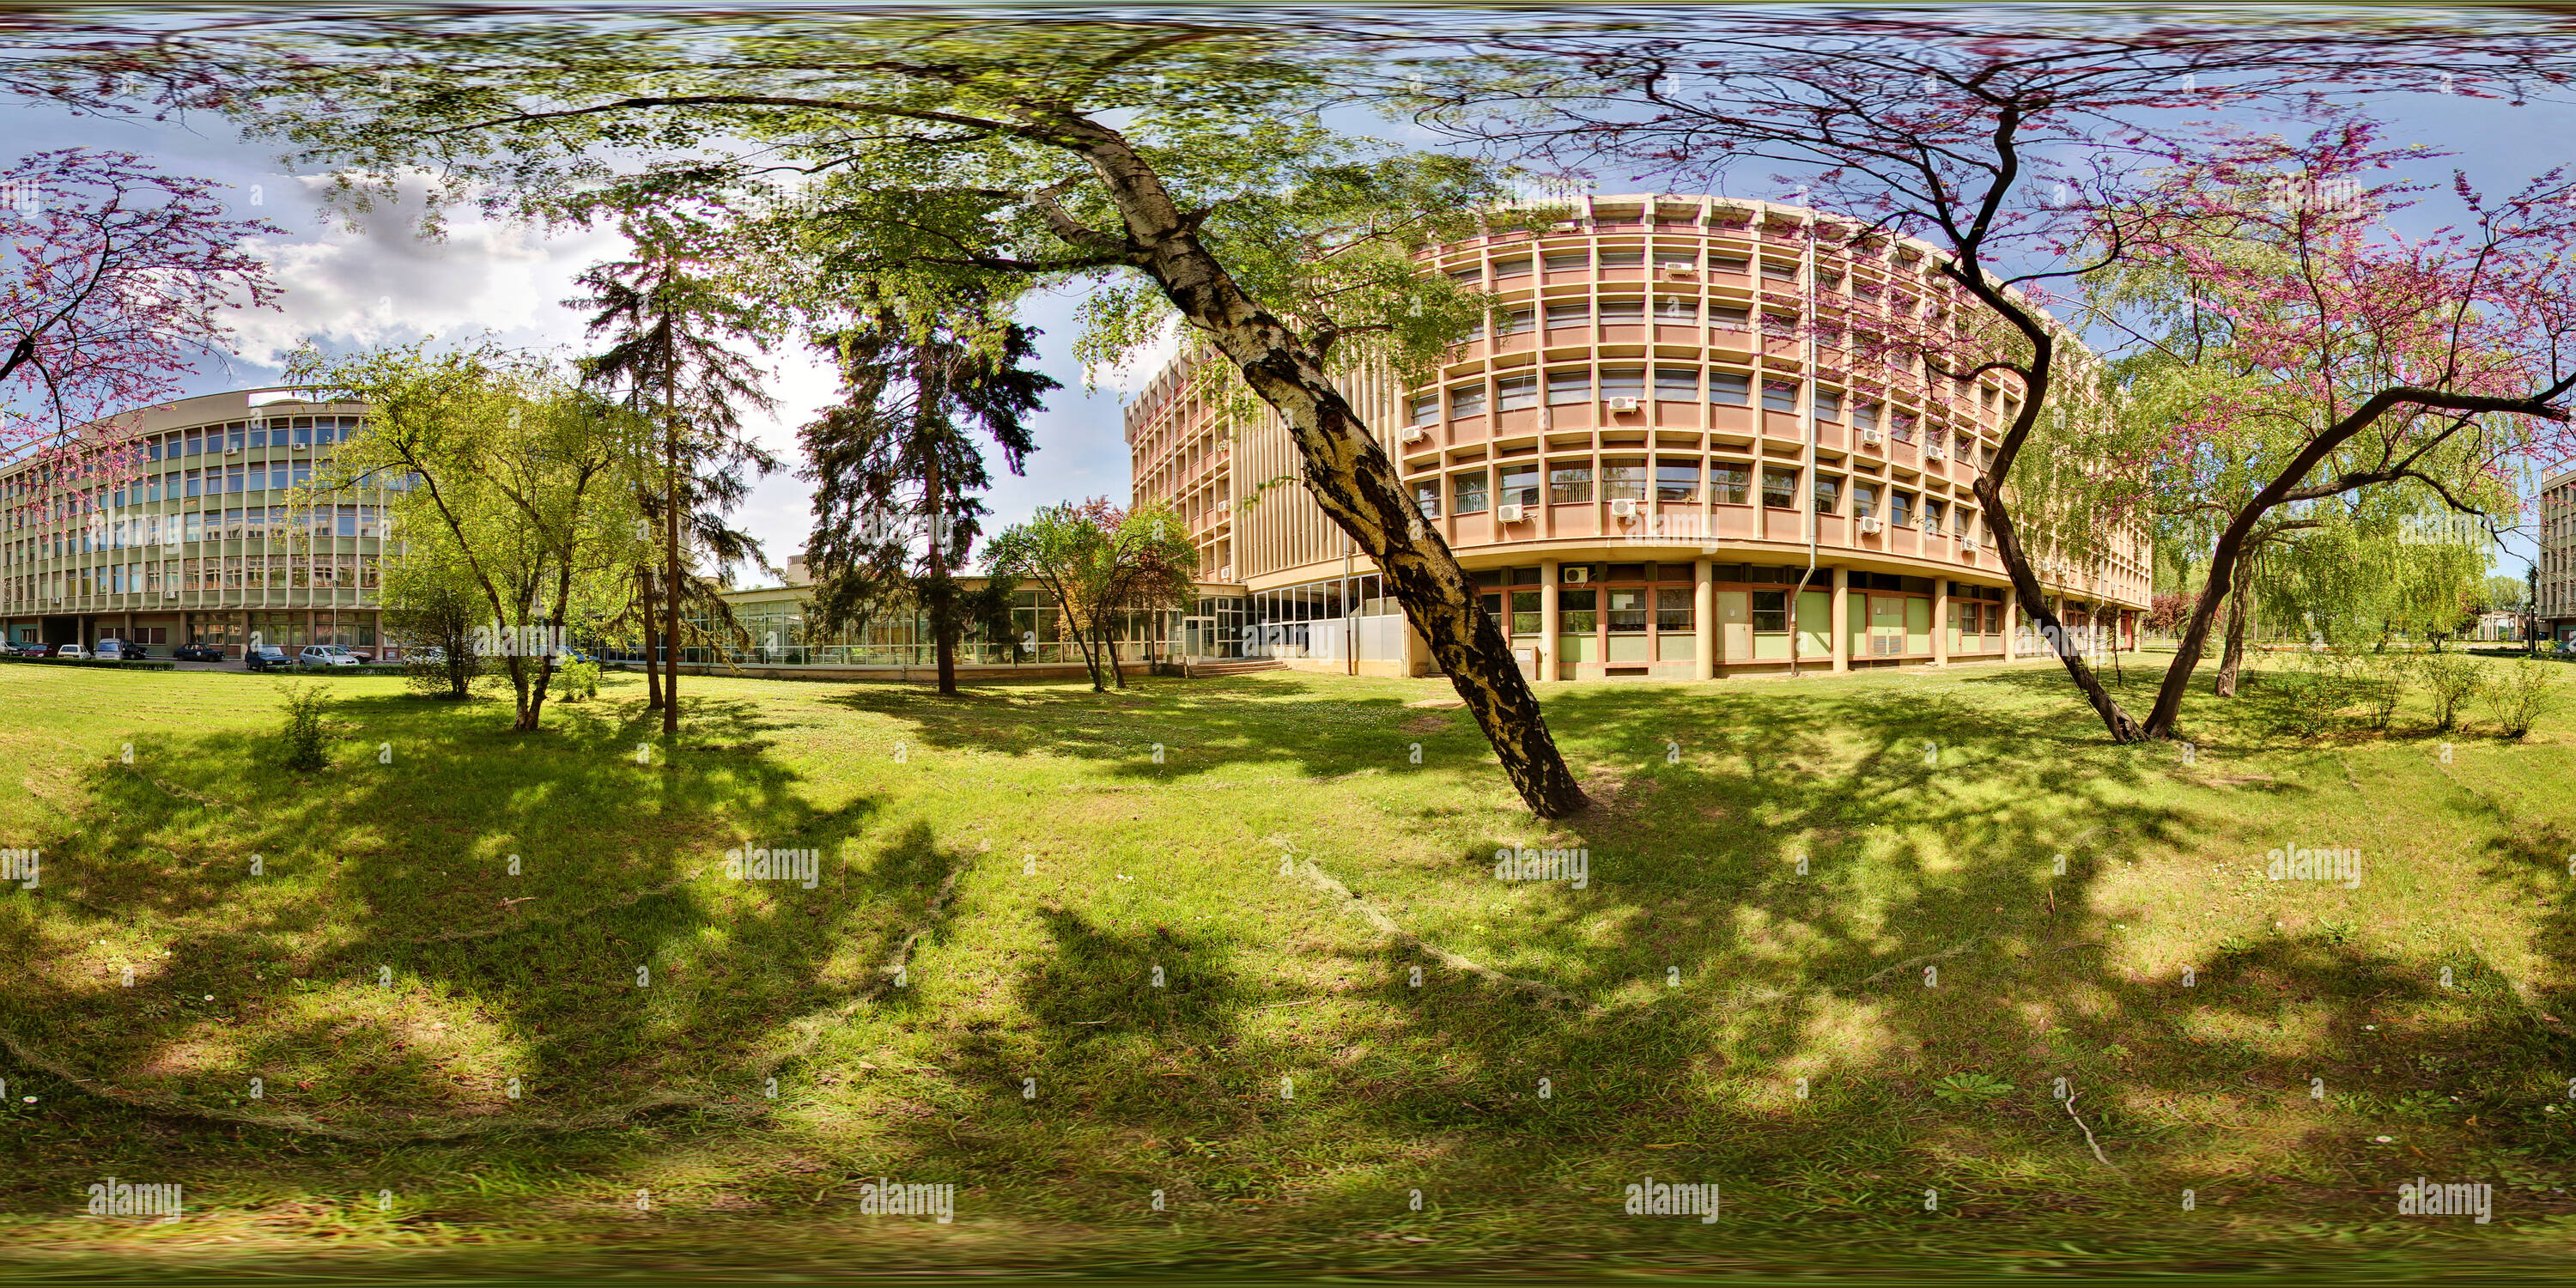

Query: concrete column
1830 565 1850 673
1538 560 1560 683
2002 584 2019 659
1692 557 1714 680
1931 578 1949 666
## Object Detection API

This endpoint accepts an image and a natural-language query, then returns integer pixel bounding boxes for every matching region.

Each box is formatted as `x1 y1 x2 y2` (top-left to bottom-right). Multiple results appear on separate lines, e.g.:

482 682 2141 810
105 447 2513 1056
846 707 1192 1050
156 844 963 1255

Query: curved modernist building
1128 194 2149 679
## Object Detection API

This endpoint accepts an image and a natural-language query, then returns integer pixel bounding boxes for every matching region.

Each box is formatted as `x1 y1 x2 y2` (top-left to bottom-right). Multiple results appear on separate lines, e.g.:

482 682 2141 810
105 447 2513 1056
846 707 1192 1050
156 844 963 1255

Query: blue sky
12 30 2573 586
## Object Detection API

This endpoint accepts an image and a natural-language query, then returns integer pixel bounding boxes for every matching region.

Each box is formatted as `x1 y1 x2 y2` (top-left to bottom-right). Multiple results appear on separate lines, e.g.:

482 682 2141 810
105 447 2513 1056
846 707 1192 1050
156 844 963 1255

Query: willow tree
235 15 1589 816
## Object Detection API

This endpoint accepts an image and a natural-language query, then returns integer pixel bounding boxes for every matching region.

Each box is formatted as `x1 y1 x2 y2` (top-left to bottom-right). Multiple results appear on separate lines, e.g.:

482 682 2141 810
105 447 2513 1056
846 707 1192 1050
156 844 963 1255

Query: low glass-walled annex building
1 388 404 657
1126 194 2151 679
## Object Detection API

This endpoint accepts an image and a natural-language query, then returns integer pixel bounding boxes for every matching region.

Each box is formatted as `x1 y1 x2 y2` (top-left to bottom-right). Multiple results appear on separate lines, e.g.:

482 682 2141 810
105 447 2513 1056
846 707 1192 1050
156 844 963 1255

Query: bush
2418 650 2486 732
278 682 331 772
2345 650 2412 732
2482 659 2560 739
404 649 480 700
554 659 600 702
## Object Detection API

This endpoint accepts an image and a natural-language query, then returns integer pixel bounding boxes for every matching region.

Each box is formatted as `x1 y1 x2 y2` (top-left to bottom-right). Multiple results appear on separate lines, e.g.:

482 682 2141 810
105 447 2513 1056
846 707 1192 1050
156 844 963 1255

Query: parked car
5 641 47 657
93 640 130 661
297 644 362 668
173 643 226 662
243 646 294 671
411 647 448 665
53 644 88 660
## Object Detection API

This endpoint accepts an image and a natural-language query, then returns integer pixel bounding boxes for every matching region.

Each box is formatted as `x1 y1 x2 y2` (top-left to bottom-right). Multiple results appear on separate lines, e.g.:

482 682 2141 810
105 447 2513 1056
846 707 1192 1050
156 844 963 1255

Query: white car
297 645 362 668
54 644 88 660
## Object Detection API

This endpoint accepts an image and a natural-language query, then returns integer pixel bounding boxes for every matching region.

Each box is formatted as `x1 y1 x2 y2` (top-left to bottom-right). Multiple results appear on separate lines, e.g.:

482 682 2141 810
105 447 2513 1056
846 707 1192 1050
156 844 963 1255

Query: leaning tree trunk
1061 122 1587 817
2214 557 2253 698
1973 475 2146 743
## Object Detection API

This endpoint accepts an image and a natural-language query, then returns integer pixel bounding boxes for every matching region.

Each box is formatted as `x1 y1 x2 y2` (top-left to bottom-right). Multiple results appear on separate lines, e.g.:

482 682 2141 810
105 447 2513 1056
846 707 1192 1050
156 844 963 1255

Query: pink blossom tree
2096 124 2576 736
0 148 282 494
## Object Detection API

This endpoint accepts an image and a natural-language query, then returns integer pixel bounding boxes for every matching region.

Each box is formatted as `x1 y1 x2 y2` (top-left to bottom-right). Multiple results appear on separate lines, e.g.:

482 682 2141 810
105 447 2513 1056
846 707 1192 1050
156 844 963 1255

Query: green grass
3 651 2576 1280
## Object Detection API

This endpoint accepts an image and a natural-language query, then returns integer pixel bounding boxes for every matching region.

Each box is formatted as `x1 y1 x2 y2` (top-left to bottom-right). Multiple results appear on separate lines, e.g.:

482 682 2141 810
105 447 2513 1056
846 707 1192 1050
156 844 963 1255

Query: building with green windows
1 388 404 657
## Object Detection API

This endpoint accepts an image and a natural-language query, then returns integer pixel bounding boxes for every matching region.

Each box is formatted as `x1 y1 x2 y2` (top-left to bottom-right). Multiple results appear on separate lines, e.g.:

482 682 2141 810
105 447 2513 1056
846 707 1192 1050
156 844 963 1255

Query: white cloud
228 173 623 365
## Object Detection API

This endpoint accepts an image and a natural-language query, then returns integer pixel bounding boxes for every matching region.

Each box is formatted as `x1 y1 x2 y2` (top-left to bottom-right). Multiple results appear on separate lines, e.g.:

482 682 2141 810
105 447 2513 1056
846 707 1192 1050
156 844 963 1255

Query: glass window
1602 458 1647 501
1548 462 1593 505
337 504 359 538
1761 467 1799 509
1655 367 1699 400
1559 587 1598 633
1711 304 1750 330
1656 587 1693 631
226 463 244 494
1600 368 1645 402
1762 380 1799 413
1711 462 1750 505
185 428 202 456
1597 248 1643 268
1498 465 1540 508
1544 301 1590 328
229 424 247 452
1597 297 1644 323
269 459 289 490
1408 392 1439 426
1449 383 1487 418
1496 374 1539 411
1497 307 1535 336
1453 471 1490 514
1954 507 1974 538
1891 491 1914 527
185 469 201 499
1494 257 1532 278
1760 259 1798 282
1923 497 1946 531
1413 479 1441 519
1752 589 1788 633
1448 264 1483 283
1814 473 1841 515
1546 368 1593 405
1854 401 1880 431
1814 388 1843 421
1892 411 1917 442
1851 482 1878 519
1711 372 1752 406
1655 296 1698 321
1607 587 1649 633
1510 590 1542 635
1543 250 1589 270
249 423 269 448
1655 459 1700 502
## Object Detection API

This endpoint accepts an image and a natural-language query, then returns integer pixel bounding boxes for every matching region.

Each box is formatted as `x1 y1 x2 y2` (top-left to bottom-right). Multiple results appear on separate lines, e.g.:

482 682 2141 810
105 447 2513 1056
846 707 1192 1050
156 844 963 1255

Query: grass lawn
3 650 2576 1280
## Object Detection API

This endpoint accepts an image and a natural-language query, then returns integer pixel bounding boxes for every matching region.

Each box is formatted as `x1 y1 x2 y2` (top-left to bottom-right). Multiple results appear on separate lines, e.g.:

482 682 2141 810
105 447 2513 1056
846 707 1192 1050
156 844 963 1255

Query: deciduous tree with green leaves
234 13 1588 815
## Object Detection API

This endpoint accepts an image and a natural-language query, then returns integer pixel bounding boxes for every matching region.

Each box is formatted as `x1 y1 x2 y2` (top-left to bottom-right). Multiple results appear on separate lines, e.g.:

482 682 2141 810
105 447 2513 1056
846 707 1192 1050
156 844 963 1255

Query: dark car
173 644 226 662
243 645 295 671
6 641 48 658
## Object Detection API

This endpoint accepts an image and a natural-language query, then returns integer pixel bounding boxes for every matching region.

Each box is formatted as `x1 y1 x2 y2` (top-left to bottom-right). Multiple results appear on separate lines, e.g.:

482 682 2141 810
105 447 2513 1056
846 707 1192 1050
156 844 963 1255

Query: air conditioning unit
1497 503 1528 523
1661 264 1697 277
1925 445 1947 460
1219 564 1234 580
1606 396 1642 413
1562 565 1591 584
1608 497 1639 519
1858 516 1883 534
1860 428 1884 446
1959 538 1978 552
1400 426 1427 444
164 591 177 600
226 446 240 455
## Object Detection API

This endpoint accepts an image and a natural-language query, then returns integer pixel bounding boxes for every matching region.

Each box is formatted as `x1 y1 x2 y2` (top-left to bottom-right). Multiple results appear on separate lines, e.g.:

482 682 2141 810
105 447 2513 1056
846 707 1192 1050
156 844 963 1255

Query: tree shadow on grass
0 690 965 1138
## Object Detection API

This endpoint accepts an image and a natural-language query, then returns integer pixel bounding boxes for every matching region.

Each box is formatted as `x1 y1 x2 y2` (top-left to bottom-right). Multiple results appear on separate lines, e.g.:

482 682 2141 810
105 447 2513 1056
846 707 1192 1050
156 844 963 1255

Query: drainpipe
1789 204 1820 677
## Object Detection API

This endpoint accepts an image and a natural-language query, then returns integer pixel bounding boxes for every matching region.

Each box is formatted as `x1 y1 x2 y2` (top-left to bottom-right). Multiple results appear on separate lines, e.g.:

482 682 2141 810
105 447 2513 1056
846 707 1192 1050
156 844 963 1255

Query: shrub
278 682 331 772
554 659 600 702
2418 650 2485 732
2482 659 2559 739
2346 650 2412 732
